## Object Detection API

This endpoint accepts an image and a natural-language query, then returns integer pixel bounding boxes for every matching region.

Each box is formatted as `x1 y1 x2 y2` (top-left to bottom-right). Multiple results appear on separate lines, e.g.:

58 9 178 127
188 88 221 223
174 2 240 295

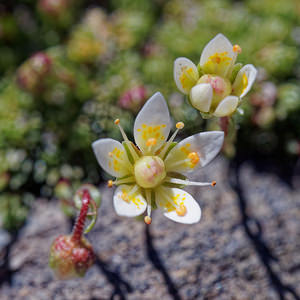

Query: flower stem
71 189 91 243
220 116 229 136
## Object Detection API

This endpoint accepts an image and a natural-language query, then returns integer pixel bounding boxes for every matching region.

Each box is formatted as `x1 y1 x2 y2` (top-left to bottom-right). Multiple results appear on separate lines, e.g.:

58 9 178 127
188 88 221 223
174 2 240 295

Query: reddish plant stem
220 116 229 137
71 189 91 243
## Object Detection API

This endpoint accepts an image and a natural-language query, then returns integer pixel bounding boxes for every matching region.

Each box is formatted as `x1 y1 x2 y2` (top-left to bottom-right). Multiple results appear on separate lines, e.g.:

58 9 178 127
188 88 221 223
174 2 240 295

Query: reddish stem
71 189 91 243
220 116 229 137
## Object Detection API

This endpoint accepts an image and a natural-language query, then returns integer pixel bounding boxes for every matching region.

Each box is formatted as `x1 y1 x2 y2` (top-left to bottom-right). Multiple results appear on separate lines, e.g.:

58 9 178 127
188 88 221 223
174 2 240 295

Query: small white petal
232 64 257 98
165 131 224 175
92 138 131 177
189 83 213 112
113 185 147 217
155 187 201 224
213 96 239 117
174 57 199 94
134 92 171 154
200 33 235 77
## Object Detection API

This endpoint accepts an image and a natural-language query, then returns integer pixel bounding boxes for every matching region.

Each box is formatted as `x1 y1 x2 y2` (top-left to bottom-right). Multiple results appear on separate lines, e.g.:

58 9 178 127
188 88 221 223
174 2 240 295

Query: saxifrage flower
92 92 224 224
174 34 257 117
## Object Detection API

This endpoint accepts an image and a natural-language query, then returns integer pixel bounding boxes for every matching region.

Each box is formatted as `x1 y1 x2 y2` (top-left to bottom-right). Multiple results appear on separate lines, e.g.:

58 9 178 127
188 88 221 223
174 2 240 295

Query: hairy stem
71 189 91 243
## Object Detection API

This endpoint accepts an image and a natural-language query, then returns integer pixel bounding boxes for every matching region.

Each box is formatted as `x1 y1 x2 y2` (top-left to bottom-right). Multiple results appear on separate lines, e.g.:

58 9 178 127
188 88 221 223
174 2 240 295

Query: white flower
92 92 224 224
174 34 257 117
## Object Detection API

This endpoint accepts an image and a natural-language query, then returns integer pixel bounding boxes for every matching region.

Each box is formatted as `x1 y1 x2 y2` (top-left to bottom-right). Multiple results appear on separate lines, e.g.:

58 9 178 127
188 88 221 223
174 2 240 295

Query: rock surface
0 157 299 300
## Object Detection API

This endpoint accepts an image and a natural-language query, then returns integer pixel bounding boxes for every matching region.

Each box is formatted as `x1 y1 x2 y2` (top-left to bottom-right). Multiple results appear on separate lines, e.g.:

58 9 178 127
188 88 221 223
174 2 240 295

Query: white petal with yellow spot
155 187 201 224
164 131 224 175
232 64 257 98
92 138 132 178
200 33 235 78
174 57 199 94
213 95 239 117
134 92 171 154
113 184 147 217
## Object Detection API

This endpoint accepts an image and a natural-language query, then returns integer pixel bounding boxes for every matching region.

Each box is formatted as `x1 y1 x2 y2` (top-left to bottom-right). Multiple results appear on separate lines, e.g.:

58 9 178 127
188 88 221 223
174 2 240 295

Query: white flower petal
232 64 257 98
174 57 199 94
155 187 201 224
213 96 239 117
113 184 147 217
134 92 171 154
165 131 224 175
200 33 235 77
189 83 213 113
92 138 131 178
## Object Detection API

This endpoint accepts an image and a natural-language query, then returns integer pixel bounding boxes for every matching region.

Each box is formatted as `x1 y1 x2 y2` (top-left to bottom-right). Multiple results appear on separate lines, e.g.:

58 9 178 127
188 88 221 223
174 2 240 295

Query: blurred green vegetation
0 0 300 230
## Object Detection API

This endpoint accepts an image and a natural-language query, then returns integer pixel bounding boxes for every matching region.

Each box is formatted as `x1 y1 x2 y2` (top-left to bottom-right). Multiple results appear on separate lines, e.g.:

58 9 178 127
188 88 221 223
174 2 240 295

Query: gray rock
1 157 299 299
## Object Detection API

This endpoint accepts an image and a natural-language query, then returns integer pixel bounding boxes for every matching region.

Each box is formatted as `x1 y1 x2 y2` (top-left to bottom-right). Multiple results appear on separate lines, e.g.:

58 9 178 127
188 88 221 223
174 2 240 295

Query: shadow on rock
230 159 300 300
145 225 182 300
0 231 19 286
94 255 133 300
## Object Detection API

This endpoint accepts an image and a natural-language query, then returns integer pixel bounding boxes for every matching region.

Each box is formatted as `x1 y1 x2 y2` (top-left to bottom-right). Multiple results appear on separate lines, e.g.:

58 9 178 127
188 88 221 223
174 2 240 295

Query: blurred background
0 0 300 299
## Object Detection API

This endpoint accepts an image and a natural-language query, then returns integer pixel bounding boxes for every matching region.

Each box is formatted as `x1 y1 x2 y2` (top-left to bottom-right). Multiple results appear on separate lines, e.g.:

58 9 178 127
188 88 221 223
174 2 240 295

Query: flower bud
38 0 70 18
54 179 72 199
49 235 95 279
74 184 101 210
118 86 147 113
16 52 52 93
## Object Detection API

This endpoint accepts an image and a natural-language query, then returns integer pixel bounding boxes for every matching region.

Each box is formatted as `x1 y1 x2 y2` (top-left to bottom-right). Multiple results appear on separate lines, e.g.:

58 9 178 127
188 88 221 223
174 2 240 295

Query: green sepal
197 63 204 77
163 142 177 160
122 141 134 164
200 112 213 119
151 190 157 210
230 63 242 83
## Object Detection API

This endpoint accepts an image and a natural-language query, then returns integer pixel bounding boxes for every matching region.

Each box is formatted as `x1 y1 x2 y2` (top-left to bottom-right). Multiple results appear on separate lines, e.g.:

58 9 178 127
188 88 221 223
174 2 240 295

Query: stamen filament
146 138 157 155
164 177 216 187
226 44 242 78
114 119 139 162
145 189 152 217
114 119 129 142
166 158 191 170
107 176 136 187
144 189 152 225
128 184 139 197
124 141 140 162
159 122 184 159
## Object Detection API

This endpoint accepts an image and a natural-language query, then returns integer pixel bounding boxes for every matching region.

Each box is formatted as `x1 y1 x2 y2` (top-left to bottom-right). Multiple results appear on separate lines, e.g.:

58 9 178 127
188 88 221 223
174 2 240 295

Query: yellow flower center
134 156 166 188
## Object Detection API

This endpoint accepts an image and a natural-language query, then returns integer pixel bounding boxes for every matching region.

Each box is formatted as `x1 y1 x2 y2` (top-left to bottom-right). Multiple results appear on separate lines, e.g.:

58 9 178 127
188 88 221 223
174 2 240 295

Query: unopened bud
16 52 52 93
49 235 95 279
118 86 147 113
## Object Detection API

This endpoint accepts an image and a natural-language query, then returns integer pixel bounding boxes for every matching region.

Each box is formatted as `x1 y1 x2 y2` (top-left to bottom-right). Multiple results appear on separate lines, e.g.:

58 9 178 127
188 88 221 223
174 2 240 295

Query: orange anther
107 180 113 187
188 152 200 165
146 138 157 147
114 119 120 125
144 216 152 225
176 204 187 216
211 181 216 187
233 45 242 54
176 122 185 129
121 192 130 203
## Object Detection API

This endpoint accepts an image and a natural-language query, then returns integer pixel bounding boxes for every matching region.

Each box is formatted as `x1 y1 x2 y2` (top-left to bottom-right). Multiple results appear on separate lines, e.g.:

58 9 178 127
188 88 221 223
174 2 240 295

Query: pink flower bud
16 52 52 93
118 86 147 113
38 0 70 17
49 235 95 279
